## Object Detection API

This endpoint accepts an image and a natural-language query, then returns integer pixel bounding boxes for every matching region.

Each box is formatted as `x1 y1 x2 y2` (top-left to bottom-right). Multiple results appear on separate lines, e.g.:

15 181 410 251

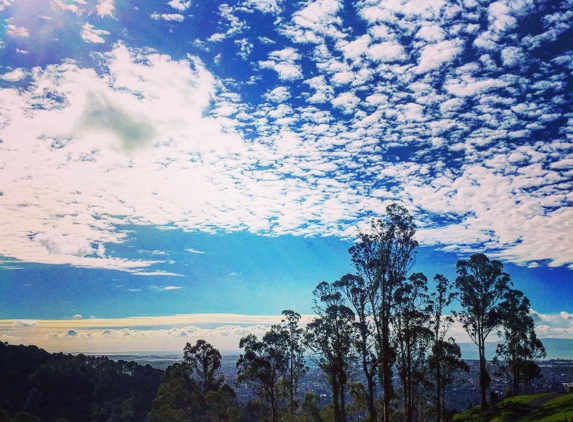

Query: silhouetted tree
205 383 240 422
428 339 468 421
494 289 545 395
305 281 357 422
184 340 224 394
278 310 307 416
393 272 433 422
334 274 378 422
349 203 418 422
148 362 202 422
427 274 468 422
455 253 512 409
150 342 236 422
237 328 288 422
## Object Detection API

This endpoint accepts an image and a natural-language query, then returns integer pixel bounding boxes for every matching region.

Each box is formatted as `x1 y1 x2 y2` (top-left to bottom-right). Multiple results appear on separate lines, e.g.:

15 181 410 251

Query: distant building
563 382 573 393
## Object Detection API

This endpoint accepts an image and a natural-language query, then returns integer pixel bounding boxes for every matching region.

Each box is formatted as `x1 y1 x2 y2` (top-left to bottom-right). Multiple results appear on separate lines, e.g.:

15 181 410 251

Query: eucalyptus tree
455 253 512 409
278 310 307 416
428 274 468 422
494 289 545 395
334 273 378 422
393 272 433 422
183 340 224 394
305 281 358 422
349 203 418 422
236 328 288 422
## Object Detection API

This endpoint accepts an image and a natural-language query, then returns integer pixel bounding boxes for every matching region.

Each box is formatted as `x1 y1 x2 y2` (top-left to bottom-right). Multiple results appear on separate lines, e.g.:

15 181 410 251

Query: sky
0 0 571 354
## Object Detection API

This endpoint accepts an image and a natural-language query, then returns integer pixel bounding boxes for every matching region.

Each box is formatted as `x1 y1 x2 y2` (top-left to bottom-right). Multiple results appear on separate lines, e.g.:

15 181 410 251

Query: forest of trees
0 342 163 422
0 205 547 422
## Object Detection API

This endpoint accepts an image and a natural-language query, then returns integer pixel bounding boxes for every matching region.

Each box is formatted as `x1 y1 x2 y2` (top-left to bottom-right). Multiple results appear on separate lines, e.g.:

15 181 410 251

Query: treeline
150 204 546 422
0 342 163 422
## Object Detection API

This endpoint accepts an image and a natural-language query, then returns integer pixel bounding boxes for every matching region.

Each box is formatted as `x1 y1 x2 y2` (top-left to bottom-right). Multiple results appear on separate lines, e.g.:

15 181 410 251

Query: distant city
95 338 573 412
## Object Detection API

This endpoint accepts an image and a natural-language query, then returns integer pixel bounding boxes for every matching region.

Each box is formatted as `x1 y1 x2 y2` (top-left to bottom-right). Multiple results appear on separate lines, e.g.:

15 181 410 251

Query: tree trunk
436 356 442 422
382 328 393 422
479 341 488 409
366 370 377 422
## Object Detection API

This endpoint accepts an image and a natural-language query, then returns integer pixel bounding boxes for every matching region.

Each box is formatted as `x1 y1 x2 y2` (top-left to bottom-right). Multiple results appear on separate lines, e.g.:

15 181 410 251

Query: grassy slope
452 393 573 422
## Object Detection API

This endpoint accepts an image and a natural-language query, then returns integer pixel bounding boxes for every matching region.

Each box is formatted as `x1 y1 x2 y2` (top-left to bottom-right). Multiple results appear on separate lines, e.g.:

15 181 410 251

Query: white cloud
6 24 28 37
72 314 83 319
151 12 185 22
12 320 38 328
0 68 26 82
151 285 183 291
259 48 303 80
96 0 114 17
264 86 291 103
35 232 94 257
331 91 360 114
168 0 191 12
285 0 344 43
242 0 282 14
81 23 110 44
367 41 406 62
415 24 446 42
415 40 464 73
185 248 205 254
445 77 509 96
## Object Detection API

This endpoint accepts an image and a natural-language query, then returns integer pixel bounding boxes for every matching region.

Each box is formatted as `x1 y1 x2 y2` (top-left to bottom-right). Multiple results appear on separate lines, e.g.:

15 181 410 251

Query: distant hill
458 338 573 360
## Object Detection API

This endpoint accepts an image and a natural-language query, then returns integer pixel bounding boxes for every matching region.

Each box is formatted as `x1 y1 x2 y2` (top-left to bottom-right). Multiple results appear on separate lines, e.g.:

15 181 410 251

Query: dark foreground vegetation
0 205 559 422
0 342 162 422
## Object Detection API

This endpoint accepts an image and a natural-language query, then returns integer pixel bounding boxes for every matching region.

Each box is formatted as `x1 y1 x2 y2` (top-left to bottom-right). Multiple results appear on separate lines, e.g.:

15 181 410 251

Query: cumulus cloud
168 0 190 12
81 23 109 44
35 233 93 257
96 0 114 17
0 68 27 82
415 39 464 73
6 23 28 37
259 48 303 80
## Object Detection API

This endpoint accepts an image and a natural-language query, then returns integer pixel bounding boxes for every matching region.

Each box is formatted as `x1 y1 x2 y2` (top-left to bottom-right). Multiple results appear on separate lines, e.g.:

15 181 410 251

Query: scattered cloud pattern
0 0 571 276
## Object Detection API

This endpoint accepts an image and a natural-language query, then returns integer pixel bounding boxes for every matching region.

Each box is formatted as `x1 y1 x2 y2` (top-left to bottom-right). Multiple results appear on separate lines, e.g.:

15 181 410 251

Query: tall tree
278 310 307 416
184 340 224 394
455 253 511 409
494 289 545 395
334 274 378 422
148 362 203 422
428 339 468 421
427 274 468 422
150 342 235 422
393 272 433 422
349 203 418 422
237 328 288 422
305 281 357 422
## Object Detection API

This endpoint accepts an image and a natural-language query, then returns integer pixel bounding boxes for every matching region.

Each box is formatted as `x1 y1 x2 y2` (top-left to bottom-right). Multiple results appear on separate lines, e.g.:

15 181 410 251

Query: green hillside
452 393 573 422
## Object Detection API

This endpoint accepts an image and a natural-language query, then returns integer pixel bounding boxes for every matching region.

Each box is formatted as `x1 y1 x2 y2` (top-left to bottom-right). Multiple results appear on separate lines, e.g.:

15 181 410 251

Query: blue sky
0 0 571 353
